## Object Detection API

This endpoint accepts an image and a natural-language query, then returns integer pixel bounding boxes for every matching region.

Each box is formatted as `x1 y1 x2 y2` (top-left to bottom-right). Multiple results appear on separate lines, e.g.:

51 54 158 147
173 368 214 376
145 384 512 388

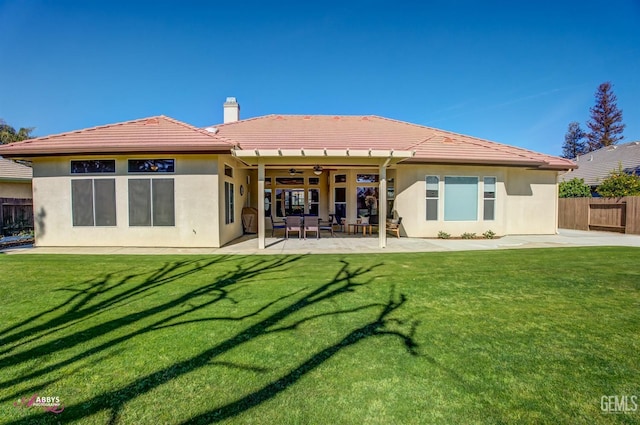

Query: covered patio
232 147 414 249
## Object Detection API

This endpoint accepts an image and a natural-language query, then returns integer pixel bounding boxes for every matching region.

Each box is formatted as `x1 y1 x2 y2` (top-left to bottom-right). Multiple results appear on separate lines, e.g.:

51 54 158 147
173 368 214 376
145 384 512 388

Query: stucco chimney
223 97 240 123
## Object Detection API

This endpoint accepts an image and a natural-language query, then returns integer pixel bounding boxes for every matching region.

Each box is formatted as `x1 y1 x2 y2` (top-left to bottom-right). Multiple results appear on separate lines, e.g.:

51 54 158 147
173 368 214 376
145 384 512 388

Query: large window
225 181 235 224
334 187 346 219
483 177 496 221
275 188 305 216
129 179 175 226
425 176 439 221
72 179 116 226
356 187 378 217
444 177 478 221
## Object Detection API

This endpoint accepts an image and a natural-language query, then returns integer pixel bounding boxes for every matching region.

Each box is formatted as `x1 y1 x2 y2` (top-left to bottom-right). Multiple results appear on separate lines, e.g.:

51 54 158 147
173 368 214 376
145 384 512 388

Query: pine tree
561 121 587 158
586 82 625 151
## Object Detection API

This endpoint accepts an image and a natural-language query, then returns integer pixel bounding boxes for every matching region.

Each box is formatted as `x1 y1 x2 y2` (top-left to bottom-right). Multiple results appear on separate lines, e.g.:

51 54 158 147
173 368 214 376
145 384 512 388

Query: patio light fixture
313 165 323 175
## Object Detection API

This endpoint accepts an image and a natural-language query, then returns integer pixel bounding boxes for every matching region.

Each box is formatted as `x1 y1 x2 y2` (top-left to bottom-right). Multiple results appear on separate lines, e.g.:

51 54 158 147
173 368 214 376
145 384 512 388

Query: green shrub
461 232 476 239
596 165 640 197
559 178 592 198
483 230 496 239
437 231 450 239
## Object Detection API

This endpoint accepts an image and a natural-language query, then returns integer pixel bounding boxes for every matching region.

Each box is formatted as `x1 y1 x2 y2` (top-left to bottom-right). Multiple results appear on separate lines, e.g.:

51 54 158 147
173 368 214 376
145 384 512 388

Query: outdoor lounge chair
330 214 344 232
304 216 320 239
285 216 303 239
270 215 286 237
386 217 402 238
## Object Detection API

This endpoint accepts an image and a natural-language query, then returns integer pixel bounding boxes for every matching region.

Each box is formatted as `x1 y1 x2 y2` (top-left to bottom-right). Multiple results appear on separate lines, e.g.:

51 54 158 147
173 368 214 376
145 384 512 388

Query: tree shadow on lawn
4 259 419 425
0 255 302 396
0 257 237 351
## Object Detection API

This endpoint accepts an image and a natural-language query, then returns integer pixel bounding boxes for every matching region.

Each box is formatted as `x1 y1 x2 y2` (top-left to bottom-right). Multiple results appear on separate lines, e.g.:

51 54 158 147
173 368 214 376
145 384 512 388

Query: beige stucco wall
0 181 32 199
218 156 250 246
394 164 559 237
32 154 229 247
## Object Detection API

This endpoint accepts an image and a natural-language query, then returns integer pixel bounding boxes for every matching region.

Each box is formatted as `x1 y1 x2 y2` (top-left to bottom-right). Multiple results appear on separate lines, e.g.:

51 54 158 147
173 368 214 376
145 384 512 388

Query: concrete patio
2 229 639 255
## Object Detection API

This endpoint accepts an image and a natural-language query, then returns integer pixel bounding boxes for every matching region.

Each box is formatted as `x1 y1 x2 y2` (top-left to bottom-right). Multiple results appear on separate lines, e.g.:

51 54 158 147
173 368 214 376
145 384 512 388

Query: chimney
223 97 240 123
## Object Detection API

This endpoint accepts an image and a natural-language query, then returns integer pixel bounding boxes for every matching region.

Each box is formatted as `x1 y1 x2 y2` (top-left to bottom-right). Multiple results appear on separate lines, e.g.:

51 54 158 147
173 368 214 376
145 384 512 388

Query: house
0 158 33 236
0 98 575 249
560 141 640 192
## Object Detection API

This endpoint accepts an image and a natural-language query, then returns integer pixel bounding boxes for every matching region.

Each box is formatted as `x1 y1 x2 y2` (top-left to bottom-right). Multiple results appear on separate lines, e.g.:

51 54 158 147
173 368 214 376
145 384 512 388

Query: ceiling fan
288 168 304 175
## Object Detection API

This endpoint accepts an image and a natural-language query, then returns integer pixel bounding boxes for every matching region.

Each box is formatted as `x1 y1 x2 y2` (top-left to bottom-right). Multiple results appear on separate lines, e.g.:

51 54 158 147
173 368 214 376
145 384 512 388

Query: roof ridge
159 116 237 146
211 114 377 129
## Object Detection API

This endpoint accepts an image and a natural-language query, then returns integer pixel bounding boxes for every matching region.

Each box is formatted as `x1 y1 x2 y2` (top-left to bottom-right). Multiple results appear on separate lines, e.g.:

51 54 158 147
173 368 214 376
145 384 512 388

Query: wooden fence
558 196 640 235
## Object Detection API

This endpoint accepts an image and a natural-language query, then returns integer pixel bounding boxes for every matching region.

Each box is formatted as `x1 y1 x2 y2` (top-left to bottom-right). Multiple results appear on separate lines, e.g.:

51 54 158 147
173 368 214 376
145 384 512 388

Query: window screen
129 179 174 226
72 179 116 226
129 179 152 226
94 179 116 226
72 180 94 226
152 179 175 226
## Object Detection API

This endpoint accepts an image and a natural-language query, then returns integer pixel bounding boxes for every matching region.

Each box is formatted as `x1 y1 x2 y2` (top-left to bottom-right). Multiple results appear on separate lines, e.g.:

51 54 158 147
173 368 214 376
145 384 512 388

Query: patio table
348 222 373 236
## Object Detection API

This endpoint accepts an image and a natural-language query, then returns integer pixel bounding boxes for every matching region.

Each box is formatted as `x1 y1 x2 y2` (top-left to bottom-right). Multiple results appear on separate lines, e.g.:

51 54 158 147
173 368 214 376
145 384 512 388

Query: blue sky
1 0 638 156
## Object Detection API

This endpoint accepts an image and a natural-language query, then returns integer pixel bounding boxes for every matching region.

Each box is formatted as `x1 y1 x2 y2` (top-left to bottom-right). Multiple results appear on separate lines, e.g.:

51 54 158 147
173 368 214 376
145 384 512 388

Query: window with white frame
483 177 496 220
225 181 234 224
72 179 117 226
444 176 478 221
308 189 319 216
425 176 439 221
128 179 175 226
334 187 346 220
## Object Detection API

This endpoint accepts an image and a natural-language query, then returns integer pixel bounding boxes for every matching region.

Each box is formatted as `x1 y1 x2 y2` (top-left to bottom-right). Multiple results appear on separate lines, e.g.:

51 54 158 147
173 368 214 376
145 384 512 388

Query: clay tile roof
560 141 640 185
0 115 236 157
212 115 575 170
0 158 32 181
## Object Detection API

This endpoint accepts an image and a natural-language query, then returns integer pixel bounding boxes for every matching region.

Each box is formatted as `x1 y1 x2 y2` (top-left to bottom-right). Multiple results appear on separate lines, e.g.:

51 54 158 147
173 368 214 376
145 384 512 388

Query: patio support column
378 163 387 248
257 161 265 249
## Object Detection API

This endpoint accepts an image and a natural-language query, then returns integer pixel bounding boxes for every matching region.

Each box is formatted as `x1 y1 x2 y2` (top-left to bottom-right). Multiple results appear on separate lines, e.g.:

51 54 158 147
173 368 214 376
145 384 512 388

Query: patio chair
303 216 320 239
270 215 286 237
285 215 303 239
330 214 345 232
386 217 402 238
319 217 335 237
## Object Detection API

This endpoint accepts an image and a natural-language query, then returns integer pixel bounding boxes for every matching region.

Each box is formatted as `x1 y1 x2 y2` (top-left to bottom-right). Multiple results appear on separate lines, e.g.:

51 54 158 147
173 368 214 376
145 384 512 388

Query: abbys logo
14 394 64 414
601 395 638 414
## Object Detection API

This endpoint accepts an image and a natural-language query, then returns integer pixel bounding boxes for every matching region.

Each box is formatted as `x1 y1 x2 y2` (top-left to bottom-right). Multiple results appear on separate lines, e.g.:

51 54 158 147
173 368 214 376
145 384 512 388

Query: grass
0 247 639 424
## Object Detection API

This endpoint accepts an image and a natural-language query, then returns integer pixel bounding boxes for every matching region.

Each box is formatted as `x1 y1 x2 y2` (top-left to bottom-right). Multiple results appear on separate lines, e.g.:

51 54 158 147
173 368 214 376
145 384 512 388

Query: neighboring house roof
212 115 574 170
560 141 640 186
0 113 575 171
0 116 235 157
0 158 32 181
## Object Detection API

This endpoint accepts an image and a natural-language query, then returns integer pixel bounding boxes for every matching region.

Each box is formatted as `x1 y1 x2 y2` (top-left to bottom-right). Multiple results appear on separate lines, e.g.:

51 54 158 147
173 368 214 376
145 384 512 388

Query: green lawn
1 247 639 424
